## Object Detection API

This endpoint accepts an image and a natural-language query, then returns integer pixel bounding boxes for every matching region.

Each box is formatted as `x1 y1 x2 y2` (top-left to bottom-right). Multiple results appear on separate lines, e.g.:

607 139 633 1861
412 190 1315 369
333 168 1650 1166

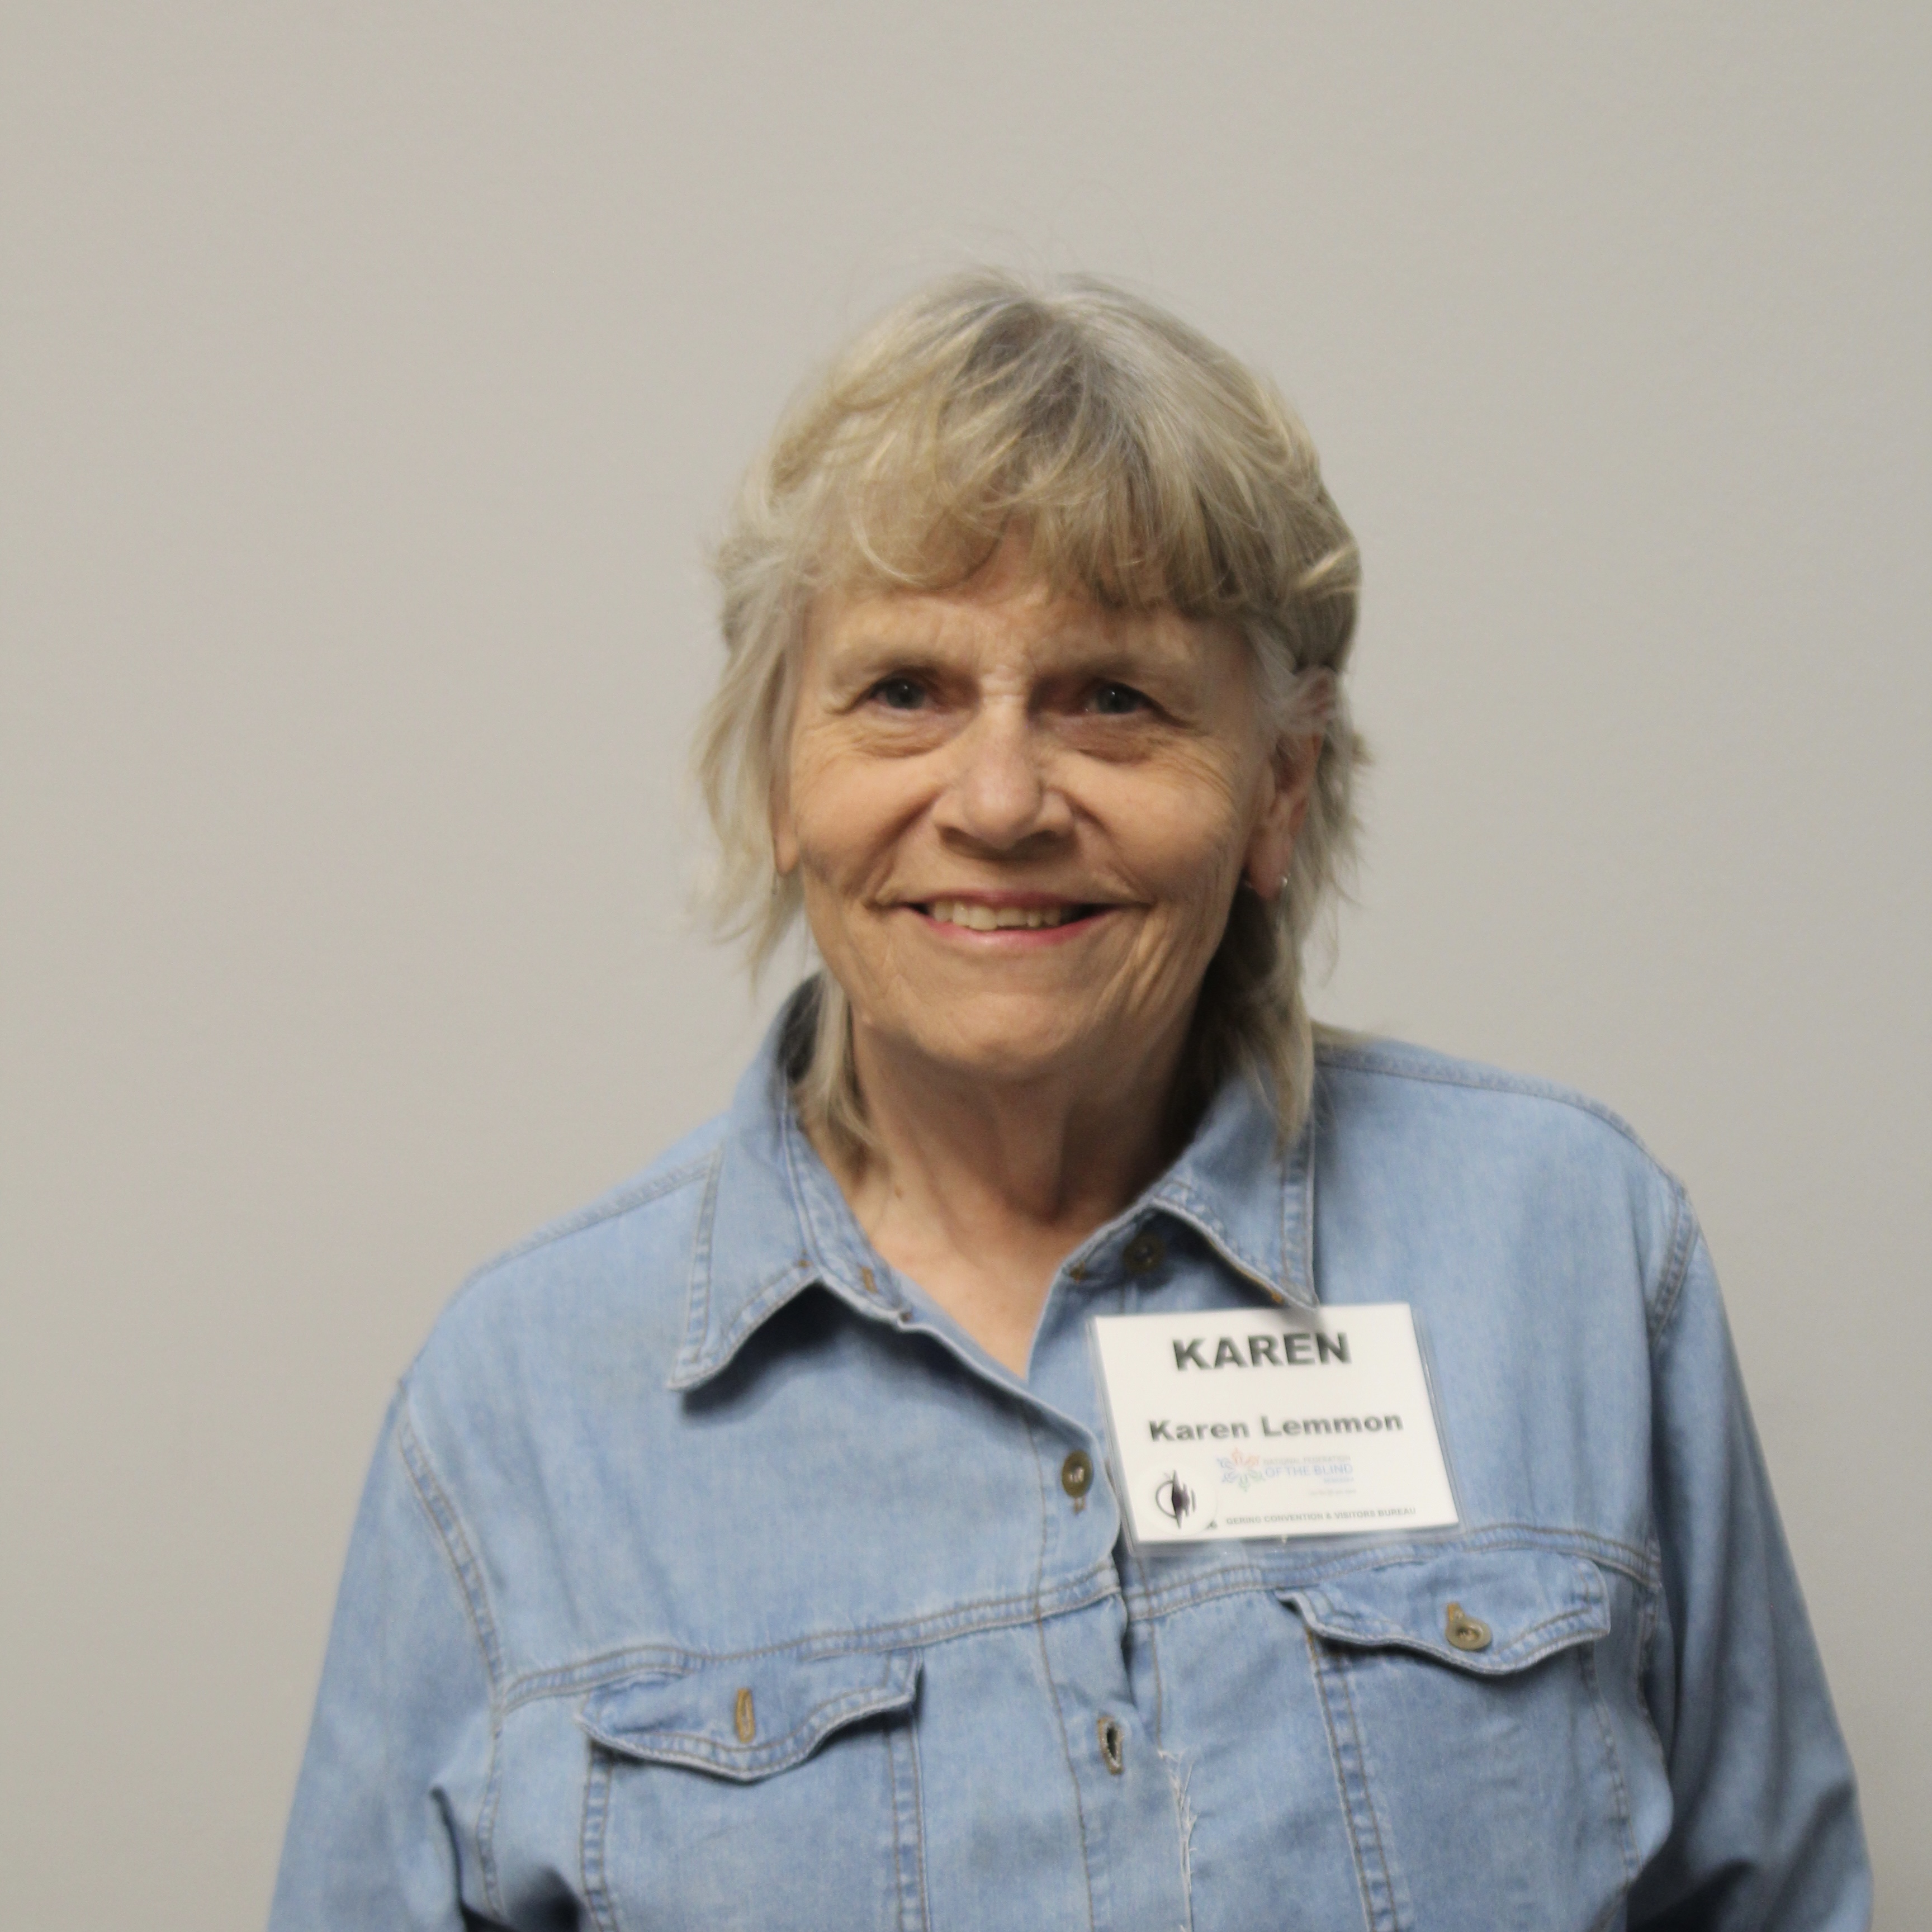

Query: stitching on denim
396 1404 507 1698
504 1564 1121 1711
512 1648 690 1707
705 1264 821 1364
1024 1410 1054 1630
675 1145 725 1370
1635 1559 1658 1704
588 1676 917 1775
1579 1639 1641 1894
475 1716 507 1923
1024 1412 1100 1932
1300 1598 1607 1671
908 1722 933 1932
1315 1042 1657 1153
1138 1607 1201 1928
1645 1183 1700 1349
887 1709 932 1930
1147 1172 1262 1258
671 1258 822 1387
1337 1665 1395 1932
887 1717 914 1930
1147 1616 1167 1750
1632 1550 1671 1781
518 1534 1630 1718
1144 1186 1280 1296
1123 1524 1656 1623
908 1719 934 1932
508 1532 1648 1713
780 1102 855 1294
1307 1631 1396 1932
1322 1036 1699 1350
1335 1649 1411 1931
1299 1557 1609 1657
1305 1628 1379 1932
1031 1612 1100 1932
395 1401 510 1916
580 1743 618 1932
459 1150 717 1299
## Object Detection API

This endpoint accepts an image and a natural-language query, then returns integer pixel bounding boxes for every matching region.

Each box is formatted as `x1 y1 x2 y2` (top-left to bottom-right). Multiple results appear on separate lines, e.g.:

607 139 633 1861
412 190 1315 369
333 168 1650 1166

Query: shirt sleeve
267 1388 496 1932
1629 1226 1872 1930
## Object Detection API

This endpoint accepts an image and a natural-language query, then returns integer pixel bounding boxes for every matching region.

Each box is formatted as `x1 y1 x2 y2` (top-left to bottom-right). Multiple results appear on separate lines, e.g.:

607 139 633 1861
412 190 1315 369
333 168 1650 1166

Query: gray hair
697 269 1362 1153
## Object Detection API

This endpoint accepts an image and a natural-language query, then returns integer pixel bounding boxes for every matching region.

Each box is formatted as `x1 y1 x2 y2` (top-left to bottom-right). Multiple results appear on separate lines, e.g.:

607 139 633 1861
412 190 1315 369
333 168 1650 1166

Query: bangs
776 275 1356 638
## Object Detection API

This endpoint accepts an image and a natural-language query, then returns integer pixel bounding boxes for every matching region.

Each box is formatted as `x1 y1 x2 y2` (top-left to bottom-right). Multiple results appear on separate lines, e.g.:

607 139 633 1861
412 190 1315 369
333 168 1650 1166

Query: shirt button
1060 1450 1094 1499
1096 1713 1125 1774
1124 1229 1166 1274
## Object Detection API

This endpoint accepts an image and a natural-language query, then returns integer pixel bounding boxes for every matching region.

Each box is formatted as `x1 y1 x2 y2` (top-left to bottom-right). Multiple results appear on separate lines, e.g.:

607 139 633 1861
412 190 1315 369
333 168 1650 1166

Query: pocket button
1445 1601 1493 1651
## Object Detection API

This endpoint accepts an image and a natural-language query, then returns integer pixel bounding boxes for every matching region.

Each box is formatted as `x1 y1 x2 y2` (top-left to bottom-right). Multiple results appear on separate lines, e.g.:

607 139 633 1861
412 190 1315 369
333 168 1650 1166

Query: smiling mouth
916 899 1106 932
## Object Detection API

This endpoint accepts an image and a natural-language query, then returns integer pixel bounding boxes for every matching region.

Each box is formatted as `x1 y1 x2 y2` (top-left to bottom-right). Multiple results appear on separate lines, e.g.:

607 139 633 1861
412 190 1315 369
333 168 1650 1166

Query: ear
1241 728 1322 900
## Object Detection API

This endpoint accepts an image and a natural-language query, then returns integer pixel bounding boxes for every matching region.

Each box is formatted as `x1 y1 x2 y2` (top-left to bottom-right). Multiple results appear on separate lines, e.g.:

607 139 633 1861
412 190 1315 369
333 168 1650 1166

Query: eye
1089 681 1150 716
867 675 928 712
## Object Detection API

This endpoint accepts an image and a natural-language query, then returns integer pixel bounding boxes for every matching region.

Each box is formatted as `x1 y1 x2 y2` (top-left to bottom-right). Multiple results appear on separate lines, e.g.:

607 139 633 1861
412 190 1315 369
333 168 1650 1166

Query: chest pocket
579 1647 925 1932
1279 1546 1637 1932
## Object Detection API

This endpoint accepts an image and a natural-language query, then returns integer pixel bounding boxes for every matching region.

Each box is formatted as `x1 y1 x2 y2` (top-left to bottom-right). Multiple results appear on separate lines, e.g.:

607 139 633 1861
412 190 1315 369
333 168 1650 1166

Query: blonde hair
697 269 1362 1154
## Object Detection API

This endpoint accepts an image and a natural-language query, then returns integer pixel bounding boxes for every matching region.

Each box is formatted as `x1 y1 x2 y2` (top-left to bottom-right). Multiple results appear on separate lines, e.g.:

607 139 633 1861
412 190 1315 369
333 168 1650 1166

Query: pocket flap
580 1648 921 1779
1279 1546 1610 1675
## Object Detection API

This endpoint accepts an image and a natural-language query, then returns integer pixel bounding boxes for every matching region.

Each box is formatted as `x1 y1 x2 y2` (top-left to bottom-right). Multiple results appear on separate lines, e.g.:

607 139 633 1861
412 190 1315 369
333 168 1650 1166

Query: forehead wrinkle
826 582 1227 680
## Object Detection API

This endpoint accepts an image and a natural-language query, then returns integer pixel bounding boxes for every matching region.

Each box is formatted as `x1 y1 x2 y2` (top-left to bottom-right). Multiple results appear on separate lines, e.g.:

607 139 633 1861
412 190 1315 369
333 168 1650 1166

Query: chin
893 1005 1114 1087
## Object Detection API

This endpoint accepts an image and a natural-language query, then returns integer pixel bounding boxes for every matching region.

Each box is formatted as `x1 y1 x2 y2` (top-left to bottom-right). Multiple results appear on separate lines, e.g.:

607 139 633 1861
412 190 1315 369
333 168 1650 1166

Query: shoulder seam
395 1393 508 1703
1645 1181 1702 1348
1315 1042 1655 1162
460 1149 718 1292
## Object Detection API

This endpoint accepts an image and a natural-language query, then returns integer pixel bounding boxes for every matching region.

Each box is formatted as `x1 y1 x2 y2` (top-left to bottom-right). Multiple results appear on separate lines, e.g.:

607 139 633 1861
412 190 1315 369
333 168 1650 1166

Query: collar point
666 1349 719 1394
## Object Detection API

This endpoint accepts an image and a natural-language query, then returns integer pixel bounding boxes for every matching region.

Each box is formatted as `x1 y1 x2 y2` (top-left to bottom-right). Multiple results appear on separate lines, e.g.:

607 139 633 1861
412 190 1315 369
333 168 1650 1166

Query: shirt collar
1138 1056 1317 1309
670 995 1317 1392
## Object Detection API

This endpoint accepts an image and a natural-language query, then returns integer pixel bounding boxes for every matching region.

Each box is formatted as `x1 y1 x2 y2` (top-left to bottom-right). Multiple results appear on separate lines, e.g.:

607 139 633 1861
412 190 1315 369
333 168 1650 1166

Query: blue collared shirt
270 1014 1869 1931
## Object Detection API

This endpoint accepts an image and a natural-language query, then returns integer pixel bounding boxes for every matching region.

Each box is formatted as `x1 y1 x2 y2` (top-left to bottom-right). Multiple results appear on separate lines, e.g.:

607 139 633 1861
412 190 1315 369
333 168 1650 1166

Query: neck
819 1012 1191 1375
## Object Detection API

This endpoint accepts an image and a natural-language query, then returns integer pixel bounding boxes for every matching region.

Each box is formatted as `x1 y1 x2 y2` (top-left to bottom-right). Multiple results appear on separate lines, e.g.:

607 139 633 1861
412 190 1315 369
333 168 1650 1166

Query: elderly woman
270 273 1869 1930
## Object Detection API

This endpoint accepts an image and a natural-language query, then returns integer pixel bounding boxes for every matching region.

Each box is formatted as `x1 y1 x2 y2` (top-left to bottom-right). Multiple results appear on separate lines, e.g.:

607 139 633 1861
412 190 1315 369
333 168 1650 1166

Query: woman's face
774 536 1314 1098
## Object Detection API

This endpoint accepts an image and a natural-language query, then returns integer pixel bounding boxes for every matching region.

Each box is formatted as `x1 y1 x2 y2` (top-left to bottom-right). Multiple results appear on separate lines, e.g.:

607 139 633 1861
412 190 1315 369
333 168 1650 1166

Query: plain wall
3 4 1926 1922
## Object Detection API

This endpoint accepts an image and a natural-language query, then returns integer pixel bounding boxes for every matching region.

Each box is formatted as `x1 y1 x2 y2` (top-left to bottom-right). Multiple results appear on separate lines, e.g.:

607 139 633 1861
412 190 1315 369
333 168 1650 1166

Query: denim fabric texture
269 1005 1870 1931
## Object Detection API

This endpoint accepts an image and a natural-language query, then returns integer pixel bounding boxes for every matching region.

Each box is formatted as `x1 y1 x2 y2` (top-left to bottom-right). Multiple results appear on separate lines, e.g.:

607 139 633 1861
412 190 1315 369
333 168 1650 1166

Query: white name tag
1090 1304 1458 1543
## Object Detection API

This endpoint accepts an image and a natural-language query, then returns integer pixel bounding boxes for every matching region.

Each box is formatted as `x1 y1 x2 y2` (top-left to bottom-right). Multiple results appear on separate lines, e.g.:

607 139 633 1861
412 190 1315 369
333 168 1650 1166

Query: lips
921 899 1098 932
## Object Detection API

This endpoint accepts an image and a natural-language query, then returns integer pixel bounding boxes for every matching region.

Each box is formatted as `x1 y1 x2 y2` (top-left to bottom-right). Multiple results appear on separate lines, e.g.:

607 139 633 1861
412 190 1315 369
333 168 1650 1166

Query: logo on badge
1154 1471 1196 1526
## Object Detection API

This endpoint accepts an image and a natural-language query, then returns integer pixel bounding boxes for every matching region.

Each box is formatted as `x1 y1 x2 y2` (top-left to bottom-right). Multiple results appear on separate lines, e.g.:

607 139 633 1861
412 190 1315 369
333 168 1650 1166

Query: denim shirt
270 1016 1870 1931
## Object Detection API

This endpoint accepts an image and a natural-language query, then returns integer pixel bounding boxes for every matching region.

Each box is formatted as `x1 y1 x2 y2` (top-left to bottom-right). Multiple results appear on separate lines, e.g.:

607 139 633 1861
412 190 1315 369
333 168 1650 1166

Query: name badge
1090 1305 1458 1543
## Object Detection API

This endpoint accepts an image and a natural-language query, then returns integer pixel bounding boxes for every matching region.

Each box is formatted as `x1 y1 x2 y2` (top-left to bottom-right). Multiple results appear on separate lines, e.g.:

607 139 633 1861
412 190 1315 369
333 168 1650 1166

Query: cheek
1100 765 1255 902
784 755 886 875
785 753 936 903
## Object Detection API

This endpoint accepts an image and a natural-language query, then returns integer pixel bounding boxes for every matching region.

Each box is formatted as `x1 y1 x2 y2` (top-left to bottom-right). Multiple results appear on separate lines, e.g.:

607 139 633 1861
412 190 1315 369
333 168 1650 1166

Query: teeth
929 900 1079 931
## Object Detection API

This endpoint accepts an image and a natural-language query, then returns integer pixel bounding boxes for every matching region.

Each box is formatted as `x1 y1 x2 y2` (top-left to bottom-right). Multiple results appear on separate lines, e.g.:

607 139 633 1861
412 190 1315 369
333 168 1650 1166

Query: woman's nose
936 708 1068 851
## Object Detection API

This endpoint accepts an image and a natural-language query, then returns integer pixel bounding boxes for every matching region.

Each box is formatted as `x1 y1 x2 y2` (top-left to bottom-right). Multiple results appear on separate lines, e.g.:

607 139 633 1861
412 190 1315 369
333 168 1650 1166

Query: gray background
3 5 1925 1923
